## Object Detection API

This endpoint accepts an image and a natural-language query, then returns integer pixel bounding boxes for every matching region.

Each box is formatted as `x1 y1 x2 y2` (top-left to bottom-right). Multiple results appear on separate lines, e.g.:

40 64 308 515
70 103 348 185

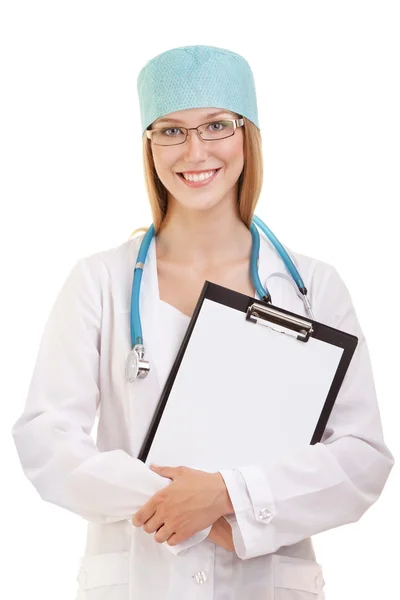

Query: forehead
153 107 238 126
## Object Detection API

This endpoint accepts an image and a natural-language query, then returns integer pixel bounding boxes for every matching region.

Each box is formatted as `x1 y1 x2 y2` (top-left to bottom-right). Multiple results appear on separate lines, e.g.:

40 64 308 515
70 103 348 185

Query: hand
207 516 235 553
131 464 233 546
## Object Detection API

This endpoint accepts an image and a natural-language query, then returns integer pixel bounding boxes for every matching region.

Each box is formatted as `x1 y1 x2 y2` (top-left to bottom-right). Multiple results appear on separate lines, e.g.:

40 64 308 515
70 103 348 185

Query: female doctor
12 45 394 600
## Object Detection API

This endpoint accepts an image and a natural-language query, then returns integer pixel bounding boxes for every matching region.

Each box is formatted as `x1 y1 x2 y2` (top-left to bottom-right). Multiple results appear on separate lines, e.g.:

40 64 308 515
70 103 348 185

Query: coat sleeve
11 257 210 555
218 265 395 560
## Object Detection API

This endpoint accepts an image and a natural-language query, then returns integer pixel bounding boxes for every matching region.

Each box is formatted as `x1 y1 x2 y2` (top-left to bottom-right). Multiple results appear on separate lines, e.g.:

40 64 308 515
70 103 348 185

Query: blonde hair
129 116 263 239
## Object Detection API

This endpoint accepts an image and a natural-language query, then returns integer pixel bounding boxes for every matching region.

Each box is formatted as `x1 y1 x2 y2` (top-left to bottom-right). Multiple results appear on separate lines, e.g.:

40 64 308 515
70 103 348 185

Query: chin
178 194 226 212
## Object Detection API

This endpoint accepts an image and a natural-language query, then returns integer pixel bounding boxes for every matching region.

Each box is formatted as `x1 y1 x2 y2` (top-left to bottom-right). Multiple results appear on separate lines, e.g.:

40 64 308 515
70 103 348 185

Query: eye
161 127 183 136
206 120 229 131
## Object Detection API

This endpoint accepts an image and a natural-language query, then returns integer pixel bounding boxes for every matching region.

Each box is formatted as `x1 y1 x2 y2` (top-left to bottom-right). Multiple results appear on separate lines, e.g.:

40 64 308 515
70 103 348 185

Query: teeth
182 170 217 182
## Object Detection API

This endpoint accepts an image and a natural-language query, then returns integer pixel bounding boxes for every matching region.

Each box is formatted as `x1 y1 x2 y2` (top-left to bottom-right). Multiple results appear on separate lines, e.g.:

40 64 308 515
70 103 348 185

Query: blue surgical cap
137 45 259 134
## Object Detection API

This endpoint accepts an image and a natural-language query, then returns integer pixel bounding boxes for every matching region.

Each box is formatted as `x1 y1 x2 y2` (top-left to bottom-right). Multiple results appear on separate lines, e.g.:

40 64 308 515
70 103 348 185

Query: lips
176 167 222 188
177 167 221 178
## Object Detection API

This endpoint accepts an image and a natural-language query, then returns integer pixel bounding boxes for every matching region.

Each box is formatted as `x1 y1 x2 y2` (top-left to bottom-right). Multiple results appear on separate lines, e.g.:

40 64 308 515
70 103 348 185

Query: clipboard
138 282 358 470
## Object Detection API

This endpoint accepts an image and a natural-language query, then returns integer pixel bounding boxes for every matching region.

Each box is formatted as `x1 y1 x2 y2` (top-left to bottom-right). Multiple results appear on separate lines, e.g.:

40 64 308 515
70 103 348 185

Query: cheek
226 145 244 174
152 148 177 178
152 153 165 176
225 135 244 165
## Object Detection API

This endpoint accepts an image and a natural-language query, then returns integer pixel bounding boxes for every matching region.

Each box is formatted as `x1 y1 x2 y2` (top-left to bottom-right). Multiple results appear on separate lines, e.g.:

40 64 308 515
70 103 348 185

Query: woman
12 45 394 600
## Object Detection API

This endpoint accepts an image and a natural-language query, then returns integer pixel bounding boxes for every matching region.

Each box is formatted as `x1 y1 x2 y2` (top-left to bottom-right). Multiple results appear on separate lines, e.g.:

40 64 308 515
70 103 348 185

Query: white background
2 1 399 598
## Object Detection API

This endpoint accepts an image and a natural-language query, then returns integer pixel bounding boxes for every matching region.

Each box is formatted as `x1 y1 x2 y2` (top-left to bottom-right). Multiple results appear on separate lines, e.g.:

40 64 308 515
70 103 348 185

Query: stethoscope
125 215 315 382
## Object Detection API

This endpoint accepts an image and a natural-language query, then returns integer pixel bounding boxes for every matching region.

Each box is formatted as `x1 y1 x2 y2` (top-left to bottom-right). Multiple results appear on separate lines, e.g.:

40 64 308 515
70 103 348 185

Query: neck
156 198 252 267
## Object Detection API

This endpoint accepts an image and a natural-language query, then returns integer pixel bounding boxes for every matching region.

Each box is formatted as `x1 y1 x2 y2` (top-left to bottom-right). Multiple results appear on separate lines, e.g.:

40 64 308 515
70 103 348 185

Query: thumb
149 464 178 479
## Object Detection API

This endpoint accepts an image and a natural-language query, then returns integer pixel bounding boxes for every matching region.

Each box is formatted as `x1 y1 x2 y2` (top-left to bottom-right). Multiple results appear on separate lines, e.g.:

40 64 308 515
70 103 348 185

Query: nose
182 128 209 162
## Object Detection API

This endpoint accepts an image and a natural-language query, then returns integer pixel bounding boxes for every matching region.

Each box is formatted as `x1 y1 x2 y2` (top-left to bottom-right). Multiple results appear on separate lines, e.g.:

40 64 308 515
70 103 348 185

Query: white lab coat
11 231 394 600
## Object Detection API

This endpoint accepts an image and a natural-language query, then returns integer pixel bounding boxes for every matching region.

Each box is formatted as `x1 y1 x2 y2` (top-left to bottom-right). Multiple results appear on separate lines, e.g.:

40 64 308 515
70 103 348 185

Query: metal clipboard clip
246 302 314 342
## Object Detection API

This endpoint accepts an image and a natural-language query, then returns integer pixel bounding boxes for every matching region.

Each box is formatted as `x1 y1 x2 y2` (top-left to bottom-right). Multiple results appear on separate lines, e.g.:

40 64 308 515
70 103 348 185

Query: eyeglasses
146 117 244 146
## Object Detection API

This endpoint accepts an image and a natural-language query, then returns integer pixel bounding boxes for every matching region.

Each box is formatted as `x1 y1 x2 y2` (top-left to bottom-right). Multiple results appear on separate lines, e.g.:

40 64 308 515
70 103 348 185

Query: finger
165 533 179 547
154 524 175 544
142 513 164 535
149 465 180 479
132 503 156 527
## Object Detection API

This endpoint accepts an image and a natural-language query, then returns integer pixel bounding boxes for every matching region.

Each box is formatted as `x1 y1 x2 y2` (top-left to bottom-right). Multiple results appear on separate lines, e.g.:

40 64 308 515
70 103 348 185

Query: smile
177 168 221 188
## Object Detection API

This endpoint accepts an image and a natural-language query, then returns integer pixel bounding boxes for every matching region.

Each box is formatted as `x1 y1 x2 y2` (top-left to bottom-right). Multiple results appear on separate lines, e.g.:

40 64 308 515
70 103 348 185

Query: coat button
77 568 87 587
193 571 207 584
258 508 272 523
314 573 324 589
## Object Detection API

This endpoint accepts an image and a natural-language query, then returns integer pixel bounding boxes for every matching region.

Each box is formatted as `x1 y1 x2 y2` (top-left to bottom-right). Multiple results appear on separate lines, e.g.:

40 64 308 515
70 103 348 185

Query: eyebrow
154 111 234 126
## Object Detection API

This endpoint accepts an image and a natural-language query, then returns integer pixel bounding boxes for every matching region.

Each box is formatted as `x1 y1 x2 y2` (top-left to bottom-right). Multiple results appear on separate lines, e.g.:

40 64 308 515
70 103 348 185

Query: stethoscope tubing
130 223 155 347
252 215 307 294
129 216 314 354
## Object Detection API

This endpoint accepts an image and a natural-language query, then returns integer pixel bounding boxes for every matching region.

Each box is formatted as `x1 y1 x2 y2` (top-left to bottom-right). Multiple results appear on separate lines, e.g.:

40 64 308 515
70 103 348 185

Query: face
149 107 245 214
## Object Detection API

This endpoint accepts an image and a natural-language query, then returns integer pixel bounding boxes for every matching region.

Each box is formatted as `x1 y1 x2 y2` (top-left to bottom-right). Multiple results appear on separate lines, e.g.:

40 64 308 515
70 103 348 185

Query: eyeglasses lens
152 121 235 146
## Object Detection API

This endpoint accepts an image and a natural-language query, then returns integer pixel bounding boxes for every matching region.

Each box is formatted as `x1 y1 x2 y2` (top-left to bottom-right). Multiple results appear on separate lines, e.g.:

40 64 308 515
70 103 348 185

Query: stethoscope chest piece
125 344 150 382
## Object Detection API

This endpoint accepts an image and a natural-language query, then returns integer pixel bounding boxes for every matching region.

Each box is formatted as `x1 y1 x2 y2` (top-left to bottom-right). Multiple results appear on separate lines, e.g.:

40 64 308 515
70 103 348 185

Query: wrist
214 472 234 516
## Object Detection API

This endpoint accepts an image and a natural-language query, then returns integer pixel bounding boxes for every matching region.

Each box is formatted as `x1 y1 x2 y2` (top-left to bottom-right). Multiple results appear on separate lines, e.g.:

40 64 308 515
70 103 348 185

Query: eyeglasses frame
146 117 245 146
